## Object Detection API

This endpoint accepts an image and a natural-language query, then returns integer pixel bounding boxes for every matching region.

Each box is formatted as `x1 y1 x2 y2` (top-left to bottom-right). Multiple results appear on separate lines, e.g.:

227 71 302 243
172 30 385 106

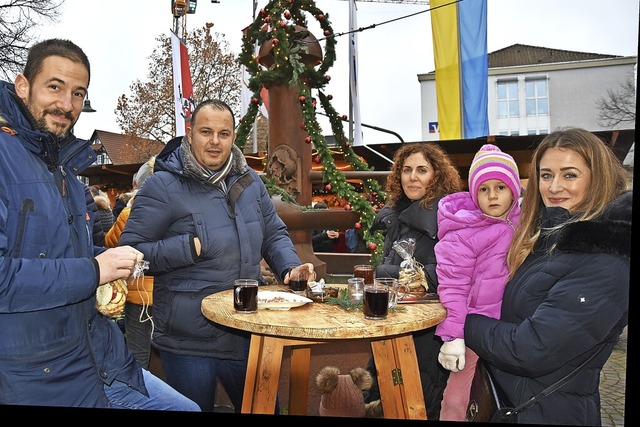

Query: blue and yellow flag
431 0 489 140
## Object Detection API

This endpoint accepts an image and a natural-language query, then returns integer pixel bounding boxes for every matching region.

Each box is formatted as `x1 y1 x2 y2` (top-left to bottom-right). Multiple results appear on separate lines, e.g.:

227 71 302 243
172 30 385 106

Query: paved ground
600 326 627 427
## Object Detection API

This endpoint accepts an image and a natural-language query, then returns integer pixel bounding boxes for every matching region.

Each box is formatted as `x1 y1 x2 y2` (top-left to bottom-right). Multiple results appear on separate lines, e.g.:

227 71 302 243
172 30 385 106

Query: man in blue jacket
0 38 199 411
119 99 313 412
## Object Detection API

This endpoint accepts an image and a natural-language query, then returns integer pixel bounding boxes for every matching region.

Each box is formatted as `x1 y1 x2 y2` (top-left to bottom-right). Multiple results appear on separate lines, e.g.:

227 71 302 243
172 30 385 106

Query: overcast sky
38 0 639 143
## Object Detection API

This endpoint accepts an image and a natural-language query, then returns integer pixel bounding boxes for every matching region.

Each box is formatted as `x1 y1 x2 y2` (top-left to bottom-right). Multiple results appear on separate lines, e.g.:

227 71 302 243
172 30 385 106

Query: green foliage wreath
235 0 386 264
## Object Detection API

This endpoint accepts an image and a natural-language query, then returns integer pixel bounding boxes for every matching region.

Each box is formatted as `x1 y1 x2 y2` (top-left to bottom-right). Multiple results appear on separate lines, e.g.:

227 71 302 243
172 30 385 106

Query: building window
497 80 519 118
525 78 549 117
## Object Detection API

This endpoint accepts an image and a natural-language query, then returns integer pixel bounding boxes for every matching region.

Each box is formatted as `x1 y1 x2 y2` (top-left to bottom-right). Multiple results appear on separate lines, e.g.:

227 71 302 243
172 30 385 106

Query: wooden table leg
288 345 312 415
371 334 427 420
241 334 263 413
241 334 286 414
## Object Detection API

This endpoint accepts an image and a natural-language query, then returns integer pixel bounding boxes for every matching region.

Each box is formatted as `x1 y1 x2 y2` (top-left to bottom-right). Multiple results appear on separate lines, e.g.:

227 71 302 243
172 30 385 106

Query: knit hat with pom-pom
468 144 521 207
316 366 372 418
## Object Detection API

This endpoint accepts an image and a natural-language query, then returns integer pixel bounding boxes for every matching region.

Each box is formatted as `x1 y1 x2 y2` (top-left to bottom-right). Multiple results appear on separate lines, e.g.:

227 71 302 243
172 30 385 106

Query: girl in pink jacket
434 144 522 421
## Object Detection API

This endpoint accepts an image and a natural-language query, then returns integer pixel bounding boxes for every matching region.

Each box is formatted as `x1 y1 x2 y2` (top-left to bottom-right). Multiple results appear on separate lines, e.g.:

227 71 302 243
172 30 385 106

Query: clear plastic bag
96 260 150 318
393 238 432 303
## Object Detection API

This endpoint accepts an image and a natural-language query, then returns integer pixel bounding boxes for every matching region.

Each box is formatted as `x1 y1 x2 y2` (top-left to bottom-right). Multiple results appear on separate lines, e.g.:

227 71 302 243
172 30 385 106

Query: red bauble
265 16 271 23
305 136 312 144
323 29 330 36
259 8 265 16
314 156 321 164
317 14 325 21
344 204 351 211
298 95 306 103
272 38 279 46
354 222 362 230
368 242 378 251
279 21 287 28
284 10 291 19
251 97 259 104
325 184 332 191
341 115 348 120
325 75 331 81
300 122 306 130
327 94 333 100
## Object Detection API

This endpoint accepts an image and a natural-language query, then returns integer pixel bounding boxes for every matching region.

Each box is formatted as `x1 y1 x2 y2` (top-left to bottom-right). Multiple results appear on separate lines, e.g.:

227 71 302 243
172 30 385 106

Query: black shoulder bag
467 344 606 423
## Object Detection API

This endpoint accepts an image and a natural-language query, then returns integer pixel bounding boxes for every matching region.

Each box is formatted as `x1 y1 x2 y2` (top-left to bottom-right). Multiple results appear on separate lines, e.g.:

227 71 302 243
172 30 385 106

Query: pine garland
235 0 386 265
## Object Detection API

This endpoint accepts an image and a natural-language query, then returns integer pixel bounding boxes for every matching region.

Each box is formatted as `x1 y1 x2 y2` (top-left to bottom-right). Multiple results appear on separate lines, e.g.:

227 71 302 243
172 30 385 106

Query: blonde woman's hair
385 142 463 209
507 128 629 276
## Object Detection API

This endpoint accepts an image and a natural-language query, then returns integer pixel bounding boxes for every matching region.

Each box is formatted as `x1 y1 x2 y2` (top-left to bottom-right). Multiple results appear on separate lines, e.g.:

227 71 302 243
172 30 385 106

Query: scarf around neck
180 137 233 192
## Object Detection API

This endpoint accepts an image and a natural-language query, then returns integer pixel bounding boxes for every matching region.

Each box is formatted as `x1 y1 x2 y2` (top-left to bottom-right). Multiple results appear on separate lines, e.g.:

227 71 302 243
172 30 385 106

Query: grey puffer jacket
120 137 301 359
465 191 631 425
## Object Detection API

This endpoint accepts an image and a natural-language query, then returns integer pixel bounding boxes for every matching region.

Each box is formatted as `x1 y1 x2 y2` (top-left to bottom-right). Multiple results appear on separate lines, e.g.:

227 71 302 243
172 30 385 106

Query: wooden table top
201 285 446 340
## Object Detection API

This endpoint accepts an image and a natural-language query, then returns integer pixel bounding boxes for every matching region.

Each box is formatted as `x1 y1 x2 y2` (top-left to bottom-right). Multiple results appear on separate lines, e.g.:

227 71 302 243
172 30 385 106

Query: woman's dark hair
385 142 463 209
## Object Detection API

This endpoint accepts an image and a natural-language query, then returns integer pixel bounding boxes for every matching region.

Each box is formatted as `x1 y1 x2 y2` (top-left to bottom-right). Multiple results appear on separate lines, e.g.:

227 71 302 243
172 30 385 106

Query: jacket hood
555 191 632 260
93 193 112 210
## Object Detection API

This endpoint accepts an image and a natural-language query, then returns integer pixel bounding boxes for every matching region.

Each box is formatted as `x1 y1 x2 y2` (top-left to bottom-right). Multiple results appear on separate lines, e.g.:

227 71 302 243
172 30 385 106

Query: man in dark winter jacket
0 38 199 411
120 99 313 412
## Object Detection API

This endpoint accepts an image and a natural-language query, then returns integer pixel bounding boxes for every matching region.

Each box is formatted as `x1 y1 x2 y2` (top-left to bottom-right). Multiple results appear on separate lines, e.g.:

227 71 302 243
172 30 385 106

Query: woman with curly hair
366 142 463 420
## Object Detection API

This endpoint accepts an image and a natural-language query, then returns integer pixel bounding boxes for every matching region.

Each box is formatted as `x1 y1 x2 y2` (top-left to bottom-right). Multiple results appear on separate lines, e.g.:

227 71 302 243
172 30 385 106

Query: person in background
0 38 198 410
86 185 107 247
366 142 464 420
112 189 133 220
119 99 313 413
105 156 156 369
345 227 367 253
311 202 341 252
90 185 115 234
434 144 522 421
464 128 630 424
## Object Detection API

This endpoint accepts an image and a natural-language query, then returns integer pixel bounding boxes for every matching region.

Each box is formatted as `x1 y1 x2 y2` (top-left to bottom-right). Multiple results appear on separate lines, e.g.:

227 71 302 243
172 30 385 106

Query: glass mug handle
234 286 241 304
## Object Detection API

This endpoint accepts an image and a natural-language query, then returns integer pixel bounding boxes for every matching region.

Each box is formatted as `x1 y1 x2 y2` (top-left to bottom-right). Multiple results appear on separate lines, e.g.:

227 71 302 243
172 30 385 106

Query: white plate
257 291 312 310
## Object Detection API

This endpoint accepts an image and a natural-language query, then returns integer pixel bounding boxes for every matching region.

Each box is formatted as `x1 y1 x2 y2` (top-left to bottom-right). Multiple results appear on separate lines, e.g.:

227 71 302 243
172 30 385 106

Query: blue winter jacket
119 136 301 359
0 81 145 407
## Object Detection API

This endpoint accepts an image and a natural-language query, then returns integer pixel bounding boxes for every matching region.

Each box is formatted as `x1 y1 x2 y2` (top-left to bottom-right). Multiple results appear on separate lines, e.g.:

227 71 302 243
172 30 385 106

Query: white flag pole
349 0 363 147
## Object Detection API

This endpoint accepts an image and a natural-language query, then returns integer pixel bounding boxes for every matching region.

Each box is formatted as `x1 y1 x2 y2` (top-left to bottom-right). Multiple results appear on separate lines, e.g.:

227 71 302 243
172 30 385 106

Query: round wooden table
201 285 446 419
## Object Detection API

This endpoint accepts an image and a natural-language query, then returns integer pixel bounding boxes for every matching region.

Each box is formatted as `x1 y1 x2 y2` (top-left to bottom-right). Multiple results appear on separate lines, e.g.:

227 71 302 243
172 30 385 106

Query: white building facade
418 44 637 141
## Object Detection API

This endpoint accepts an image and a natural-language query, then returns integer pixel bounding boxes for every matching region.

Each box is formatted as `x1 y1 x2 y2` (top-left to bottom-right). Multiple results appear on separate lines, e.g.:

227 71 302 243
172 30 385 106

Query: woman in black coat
464 128 630 425
366 142 464 420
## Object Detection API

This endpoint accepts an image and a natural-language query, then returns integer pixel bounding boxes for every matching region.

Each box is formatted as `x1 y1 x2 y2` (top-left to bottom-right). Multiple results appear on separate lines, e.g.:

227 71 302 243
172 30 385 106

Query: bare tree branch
0 0 65 80
115 26 241 143
596 74 637 128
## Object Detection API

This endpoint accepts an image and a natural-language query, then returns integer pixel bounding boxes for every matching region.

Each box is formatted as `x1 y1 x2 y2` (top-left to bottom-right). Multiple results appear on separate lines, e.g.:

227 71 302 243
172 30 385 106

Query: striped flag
349 0 363 146
430 0 489 140
171 30 195 136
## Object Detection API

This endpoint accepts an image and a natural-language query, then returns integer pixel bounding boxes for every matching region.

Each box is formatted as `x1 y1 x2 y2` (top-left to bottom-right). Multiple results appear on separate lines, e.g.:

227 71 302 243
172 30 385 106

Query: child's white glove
438 338 466 372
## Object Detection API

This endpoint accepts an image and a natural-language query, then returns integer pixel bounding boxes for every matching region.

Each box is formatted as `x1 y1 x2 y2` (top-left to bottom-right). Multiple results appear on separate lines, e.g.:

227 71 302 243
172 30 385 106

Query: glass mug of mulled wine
375 277 399 308
363 278 391 320
233 279 259 313
354 264 374 286
288 265 315 293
